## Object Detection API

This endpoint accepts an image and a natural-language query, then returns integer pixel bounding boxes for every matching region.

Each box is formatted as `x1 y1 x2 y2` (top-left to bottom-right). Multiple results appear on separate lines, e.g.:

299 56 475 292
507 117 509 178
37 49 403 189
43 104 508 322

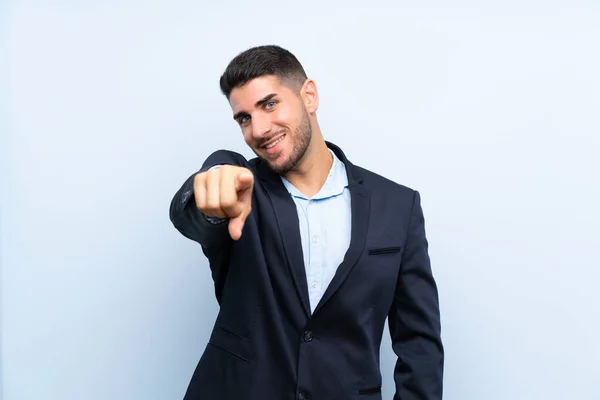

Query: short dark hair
219 45 308 99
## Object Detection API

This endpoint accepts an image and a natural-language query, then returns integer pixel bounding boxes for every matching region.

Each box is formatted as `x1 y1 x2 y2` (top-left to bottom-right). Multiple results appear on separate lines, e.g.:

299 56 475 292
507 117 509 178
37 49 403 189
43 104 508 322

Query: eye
265 101 276 109
239 115 250 124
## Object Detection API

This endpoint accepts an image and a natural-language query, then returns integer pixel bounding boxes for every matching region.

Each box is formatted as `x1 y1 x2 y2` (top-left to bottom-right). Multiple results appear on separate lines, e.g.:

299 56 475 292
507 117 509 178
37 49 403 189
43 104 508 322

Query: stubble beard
265 111 312 175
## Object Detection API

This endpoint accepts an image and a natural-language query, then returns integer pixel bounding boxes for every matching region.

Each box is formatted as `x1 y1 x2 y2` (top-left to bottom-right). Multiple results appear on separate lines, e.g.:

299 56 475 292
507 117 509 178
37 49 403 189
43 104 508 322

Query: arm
169 150 250 302
388 190 444 400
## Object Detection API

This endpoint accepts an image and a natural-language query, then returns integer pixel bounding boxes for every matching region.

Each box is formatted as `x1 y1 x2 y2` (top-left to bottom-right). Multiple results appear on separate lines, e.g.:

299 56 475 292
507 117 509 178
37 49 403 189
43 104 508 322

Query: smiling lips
265 136 284 149
262 134 286 155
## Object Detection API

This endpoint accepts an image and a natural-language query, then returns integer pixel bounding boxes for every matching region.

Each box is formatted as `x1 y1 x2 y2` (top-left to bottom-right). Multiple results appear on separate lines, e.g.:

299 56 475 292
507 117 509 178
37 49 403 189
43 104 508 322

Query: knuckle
193 173 204 186
206 198 220 210
221 198 235 209
205 168 219 182
193 193 204 208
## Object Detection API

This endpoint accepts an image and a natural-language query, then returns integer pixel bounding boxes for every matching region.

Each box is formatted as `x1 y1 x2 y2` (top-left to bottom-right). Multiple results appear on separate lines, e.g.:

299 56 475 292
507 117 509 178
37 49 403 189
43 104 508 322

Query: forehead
229 75 292 112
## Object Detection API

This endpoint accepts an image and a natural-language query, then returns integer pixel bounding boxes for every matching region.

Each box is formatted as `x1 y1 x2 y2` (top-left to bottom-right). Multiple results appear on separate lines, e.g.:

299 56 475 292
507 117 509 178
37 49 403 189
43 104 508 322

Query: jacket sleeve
388 190 444 399
169 149 251 303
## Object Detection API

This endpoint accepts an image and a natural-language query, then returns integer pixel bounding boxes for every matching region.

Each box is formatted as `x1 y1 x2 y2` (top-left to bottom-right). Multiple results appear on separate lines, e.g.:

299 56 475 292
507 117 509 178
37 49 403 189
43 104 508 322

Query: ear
301 79 319 114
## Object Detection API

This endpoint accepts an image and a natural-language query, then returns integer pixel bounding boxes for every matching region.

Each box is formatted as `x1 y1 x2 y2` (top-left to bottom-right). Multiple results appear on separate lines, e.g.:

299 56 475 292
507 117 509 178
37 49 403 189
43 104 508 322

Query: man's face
229 75 312 174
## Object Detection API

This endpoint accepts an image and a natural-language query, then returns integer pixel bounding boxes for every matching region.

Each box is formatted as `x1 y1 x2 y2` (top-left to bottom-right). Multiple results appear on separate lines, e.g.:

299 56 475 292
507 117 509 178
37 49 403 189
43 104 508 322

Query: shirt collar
281 149 348 200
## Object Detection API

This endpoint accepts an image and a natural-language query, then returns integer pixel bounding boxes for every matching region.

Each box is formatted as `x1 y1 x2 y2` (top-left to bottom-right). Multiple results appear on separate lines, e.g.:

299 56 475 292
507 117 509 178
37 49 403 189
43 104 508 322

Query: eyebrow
233 93 278 121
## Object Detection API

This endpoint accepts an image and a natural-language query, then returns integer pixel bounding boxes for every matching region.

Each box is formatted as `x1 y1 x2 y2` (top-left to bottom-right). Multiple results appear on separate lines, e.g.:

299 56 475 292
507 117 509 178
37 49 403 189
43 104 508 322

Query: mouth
262 134 286 155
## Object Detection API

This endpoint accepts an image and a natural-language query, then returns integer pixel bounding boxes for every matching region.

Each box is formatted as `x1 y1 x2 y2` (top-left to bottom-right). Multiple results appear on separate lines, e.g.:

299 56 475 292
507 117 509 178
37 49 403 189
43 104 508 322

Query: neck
282 129 332 198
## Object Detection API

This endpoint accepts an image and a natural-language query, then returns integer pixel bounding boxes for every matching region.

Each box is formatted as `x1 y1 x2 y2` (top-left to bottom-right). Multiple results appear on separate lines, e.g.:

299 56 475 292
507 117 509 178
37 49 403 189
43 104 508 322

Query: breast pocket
368 246 402 256
358 385 382 397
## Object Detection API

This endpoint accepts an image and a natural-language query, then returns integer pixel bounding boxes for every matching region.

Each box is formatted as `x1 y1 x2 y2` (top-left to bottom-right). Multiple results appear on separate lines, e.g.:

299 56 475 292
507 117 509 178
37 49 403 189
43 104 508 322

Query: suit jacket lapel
313 181 371 315
254 142 370 318
257 162 311 318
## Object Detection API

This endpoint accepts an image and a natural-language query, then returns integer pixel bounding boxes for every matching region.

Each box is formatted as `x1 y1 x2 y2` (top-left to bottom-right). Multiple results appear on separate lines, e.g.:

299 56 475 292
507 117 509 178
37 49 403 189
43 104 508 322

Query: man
169 45 443 400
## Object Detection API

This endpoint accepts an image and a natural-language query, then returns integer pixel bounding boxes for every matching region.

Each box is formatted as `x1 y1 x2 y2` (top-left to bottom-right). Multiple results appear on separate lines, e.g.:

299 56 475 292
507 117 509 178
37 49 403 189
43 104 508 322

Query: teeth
266 136 283 149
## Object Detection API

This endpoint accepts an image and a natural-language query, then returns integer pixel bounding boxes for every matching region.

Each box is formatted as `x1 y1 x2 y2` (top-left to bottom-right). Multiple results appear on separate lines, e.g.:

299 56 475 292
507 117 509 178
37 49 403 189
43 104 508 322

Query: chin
266 154 293 174
266 158 287 174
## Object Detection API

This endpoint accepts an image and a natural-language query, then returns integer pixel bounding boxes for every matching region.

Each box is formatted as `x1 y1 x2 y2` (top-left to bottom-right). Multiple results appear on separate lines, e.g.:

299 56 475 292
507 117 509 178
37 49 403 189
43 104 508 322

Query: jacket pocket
358 386 382 395
368 246 401 255
208 325 250 362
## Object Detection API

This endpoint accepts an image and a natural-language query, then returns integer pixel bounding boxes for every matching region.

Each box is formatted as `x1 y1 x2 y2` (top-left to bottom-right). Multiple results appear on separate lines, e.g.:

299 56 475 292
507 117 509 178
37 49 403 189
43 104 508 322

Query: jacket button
299 392 307 400
303 331 313 342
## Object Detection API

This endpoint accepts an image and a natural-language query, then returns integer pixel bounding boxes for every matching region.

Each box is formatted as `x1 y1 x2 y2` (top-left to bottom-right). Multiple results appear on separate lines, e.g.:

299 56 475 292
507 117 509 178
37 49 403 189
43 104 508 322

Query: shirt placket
306 199 323 312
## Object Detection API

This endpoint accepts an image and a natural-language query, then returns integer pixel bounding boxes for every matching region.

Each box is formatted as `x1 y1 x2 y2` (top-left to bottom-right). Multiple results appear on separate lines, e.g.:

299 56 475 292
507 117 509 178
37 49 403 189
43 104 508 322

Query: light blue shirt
281 150 352 313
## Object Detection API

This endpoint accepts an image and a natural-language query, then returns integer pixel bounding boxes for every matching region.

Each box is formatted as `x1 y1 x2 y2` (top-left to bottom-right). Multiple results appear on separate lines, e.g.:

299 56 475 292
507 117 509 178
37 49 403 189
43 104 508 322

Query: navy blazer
169 142 444 400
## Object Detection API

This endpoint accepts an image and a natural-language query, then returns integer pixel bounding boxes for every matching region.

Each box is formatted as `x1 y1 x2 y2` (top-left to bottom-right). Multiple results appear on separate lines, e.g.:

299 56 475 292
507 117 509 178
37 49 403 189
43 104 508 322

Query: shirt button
303 331 314 342
312 236 318 243
311 281 316 288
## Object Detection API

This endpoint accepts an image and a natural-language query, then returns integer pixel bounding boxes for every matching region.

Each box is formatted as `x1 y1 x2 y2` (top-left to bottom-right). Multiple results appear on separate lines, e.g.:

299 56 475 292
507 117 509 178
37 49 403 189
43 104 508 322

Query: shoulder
350 164 426 219
353 164 417 198
330 141 418 200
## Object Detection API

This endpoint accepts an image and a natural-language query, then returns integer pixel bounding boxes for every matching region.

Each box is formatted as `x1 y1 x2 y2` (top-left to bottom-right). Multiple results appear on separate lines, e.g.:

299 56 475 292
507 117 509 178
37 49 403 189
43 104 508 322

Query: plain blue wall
2 1 599 399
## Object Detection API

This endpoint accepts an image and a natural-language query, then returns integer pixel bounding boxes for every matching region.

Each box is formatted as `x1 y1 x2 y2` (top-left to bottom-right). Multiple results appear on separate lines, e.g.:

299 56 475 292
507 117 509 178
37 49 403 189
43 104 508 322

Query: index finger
235 170 254 191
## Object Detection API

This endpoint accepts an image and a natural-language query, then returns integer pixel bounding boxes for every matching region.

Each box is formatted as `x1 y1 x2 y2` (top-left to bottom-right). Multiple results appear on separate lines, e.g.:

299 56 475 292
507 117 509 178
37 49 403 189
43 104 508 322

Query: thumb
230 169 253 240
228 199 251 240
228 215 245 241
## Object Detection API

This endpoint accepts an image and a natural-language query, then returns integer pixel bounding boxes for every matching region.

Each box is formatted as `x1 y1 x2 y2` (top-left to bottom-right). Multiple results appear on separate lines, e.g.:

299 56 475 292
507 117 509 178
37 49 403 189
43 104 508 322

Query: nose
251 113 271 139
